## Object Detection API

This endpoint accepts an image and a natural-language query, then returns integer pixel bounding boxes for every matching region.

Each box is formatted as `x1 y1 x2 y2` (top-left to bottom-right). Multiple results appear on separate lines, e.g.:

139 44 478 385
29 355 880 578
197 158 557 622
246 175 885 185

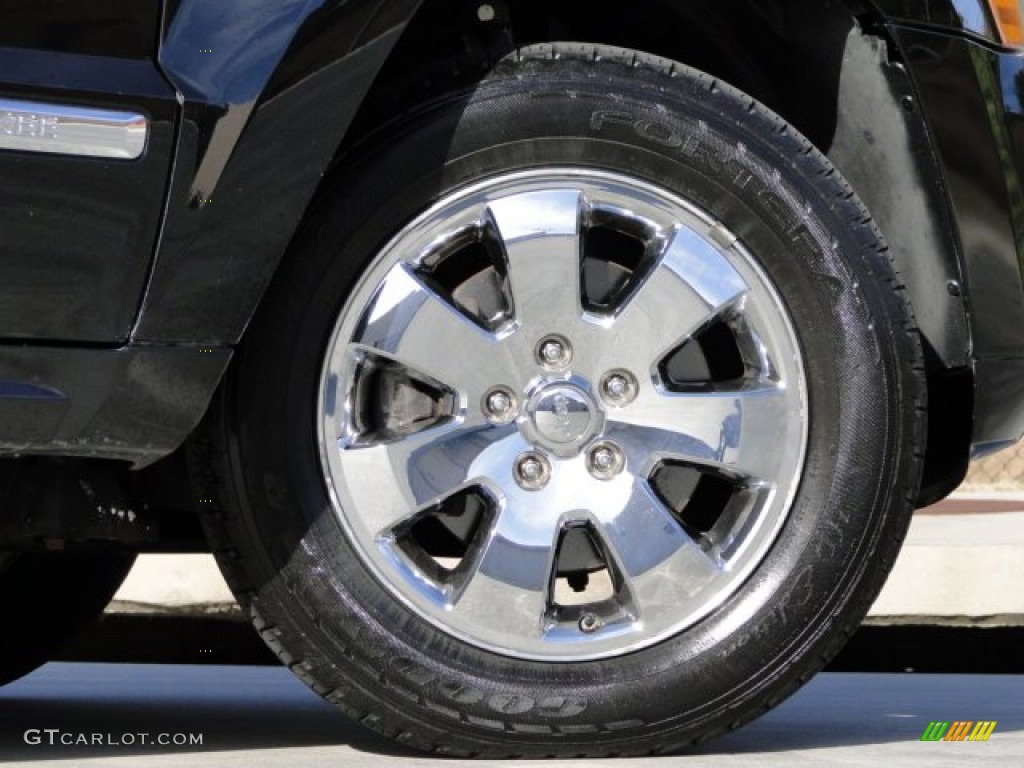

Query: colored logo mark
920 721 997 742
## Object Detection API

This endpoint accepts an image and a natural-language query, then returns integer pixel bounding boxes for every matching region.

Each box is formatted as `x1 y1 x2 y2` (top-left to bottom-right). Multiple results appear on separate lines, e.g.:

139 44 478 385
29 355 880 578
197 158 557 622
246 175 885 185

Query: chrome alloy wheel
318 169 807 660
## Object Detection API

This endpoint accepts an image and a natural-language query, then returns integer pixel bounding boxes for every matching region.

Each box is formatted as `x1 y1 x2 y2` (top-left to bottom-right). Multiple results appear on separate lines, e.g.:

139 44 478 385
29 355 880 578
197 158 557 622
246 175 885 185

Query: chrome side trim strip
0 98 147 160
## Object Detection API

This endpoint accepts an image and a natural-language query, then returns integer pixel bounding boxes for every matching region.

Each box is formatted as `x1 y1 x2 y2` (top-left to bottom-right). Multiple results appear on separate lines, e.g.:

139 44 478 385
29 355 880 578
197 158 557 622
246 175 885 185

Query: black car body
0 1 1022 494
0 0 1021 756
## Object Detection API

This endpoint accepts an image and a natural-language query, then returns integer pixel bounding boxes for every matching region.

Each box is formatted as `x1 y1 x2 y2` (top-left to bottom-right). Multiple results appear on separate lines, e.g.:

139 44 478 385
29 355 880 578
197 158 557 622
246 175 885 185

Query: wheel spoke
606 383 796 482
590 475 720 620
487 189 584 332
338 421 517 537
319 171 808 659
607 226 749 372
452 501 559 639
352 262 511 397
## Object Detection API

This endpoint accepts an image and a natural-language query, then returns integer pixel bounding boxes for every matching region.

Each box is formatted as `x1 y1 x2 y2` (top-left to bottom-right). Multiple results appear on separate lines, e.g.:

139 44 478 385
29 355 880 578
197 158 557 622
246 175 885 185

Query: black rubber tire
0 552 135 686
193 44 926 757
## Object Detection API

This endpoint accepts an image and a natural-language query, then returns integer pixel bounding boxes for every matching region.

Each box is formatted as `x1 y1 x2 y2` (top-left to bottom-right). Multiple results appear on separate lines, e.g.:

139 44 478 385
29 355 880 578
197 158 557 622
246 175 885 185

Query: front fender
134 0 422 343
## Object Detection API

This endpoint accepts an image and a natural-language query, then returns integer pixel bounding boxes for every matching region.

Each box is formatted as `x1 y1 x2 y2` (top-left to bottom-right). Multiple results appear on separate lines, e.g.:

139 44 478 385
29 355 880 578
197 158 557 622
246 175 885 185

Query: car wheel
195 43 925 756
0 551 135 686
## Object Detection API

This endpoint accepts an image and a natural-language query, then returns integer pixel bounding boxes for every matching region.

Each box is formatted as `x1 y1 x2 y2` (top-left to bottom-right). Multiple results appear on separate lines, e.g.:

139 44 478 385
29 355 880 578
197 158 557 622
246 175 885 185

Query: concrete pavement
111 495 1024 625
868 510 1024 622
0 663 1019 766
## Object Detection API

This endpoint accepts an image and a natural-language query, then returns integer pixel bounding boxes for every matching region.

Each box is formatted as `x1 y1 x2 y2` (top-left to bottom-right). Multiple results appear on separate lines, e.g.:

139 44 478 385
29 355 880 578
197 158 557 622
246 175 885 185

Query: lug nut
587 441 624 480
605 376 627 397
483 387 517 424
515 452 551 490
541 340 564 362
579 612 602 633
592 447 615 470
599 369 638 406
489 391 510 412
536 335 573 369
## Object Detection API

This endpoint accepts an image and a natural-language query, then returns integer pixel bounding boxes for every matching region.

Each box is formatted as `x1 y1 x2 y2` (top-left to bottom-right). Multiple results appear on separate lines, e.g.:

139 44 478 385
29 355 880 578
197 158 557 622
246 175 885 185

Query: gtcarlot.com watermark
24 729 203 747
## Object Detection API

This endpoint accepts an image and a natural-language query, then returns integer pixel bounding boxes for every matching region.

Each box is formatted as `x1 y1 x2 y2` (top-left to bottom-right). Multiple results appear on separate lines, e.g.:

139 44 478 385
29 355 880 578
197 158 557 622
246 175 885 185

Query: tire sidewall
221 58 917 741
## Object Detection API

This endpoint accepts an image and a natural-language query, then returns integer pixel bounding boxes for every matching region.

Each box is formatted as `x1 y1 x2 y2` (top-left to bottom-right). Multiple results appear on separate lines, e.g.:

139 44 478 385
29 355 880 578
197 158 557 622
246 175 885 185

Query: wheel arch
189 42 928 756
304 0 974 504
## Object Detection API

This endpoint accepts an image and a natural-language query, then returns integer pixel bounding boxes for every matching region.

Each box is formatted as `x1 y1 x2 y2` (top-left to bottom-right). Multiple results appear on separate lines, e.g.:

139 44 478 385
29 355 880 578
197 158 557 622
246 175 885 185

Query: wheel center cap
529 384 595 445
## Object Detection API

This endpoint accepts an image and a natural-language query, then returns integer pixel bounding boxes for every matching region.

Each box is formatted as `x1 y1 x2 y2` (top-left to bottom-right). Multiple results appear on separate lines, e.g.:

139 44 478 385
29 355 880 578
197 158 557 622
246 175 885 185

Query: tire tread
191 42 926 758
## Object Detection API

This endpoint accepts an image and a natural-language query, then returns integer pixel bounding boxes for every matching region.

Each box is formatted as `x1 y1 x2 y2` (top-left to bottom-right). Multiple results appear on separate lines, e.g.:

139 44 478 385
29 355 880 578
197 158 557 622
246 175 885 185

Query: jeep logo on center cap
531 385 593 444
